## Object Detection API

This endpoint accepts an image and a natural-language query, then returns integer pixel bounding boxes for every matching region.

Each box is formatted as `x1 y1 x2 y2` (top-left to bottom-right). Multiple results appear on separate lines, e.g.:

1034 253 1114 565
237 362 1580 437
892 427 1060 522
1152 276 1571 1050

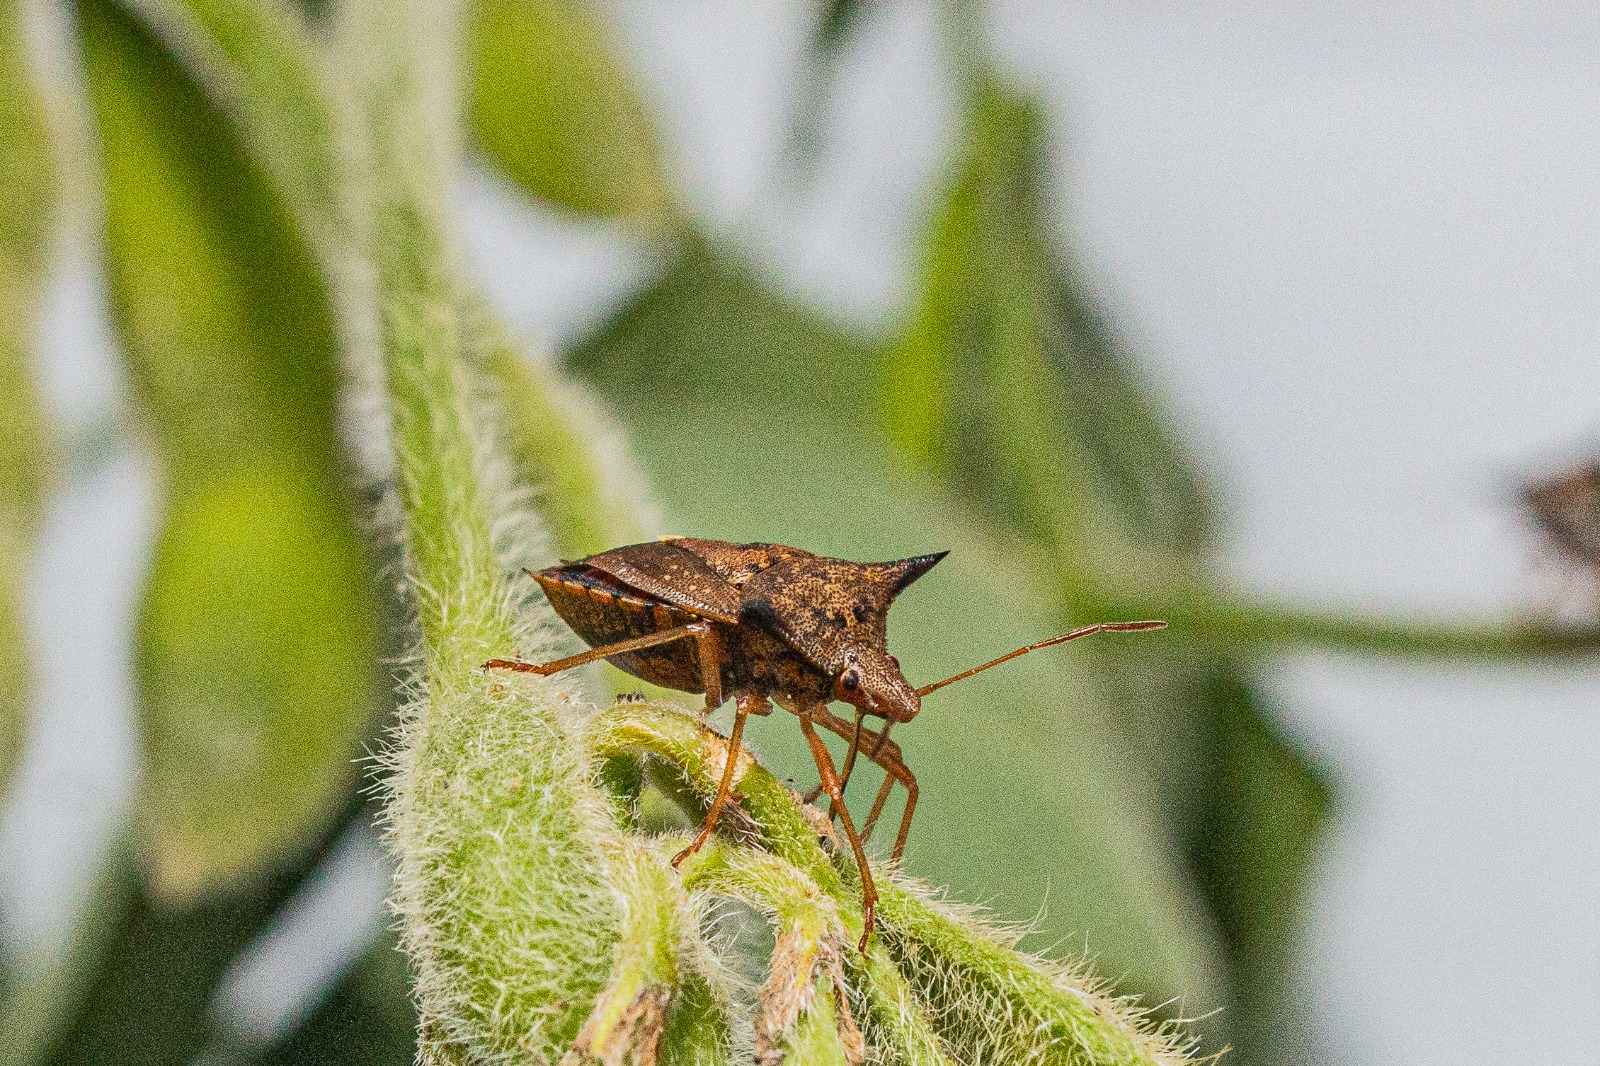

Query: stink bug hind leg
483 621 711 677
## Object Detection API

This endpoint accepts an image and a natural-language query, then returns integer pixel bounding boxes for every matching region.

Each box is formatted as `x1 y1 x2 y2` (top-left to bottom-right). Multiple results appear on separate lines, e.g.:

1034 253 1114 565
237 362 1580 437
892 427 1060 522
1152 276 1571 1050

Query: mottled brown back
665 537 807 588
739 552 946 672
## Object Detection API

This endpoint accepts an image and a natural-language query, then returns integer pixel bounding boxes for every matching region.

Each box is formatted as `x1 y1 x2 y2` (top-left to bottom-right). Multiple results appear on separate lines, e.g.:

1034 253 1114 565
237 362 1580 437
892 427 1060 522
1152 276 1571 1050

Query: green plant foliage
485 337 653 558
883 80 1205 565
0 0 55 798
252 936 417 1066
136 465 376 896
39 796 367 1066
1185 667 1330 1065
569 239 1226 1012
77 0 379 903
344 1 647 1056
884 72 1332 1062
468 0 673 225
885 77 1218 817
590 700 1193 1066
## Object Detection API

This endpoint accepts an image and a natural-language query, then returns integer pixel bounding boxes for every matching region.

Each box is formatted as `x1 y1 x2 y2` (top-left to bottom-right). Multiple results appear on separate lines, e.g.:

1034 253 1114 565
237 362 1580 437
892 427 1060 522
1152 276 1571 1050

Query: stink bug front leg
797 709 878 950
810 707 918 863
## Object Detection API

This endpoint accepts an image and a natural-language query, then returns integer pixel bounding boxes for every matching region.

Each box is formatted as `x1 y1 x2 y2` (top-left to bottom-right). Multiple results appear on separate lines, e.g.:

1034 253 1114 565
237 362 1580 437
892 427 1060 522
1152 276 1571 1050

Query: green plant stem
589 701 1183 1066
848 949 951 1066
586 701 842 893
352 4 504 665
874 880 1187 1066
479 322 653 558
568 841 688 1066
340 1 654 1060
657 972 732 1066
1063 567 1600 660
673 838 860 1066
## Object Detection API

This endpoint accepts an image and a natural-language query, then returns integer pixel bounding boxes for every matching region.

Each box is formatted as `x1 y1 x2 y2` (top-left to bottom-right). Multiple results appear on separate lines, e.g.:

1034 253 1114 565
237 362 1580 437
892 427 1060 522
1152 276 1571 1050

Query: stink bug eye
832 666 863 705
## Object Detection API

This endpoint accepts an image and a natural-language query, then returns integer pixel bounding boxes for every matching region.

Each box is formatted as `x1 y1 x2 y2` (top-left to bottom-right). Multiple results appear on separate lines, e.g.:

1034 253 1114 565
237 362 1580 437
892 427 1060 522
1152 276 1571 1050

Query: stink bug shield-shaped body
485 537 1164 949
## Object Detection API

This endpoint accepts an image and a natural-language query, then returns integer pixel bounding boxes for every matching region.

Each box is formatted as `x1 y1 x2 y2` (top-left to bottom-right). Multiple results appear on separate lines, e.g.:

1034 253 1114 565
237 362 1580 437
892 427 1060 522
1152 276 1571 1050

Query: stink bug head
810 551 946 722
830 643 921 722
738 548 947 719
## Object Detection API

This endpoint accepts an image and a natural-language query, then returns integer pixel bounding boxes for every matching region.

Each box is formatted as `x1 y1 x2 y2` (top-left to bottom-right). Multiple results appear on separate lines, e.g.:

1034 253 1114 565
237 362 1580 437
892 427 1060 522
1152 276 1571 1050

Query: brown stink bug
484 537 1163 948
1524 461 1600 573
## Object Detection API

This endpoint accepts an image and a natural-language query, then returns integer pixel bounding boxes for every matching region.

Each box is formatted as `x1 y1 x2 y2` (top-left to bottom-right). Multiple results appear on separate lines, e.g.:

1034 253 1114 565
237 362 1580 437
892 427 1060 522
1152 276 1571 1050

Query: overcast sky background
7 4 1600 1064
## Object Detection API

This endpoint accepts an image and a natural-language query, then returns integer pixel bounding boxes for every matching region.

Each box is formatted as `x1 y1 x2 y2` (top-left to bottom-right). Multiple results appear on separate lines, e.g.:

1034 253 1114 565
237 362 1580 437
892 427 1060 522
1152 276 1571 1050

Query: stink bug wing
582 541 742 624
666 538 808 588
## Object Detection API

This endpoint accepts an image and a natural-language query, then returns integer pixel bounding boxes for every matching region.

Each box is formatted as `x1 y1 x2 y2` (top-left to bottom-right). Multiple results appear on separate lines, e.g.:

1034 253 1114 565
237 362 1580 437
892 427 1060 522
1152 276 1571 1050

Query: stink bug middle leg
671 691 764 868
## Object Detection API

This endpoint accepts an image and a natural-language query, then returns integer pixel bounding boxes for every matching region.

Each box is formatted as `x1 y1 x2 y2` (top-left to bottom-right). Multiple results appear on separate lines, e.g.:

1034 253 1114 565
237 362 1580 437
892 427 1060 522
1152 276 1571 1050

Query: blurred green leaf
137 465 376 897
484 334 652 558
40 795 371 1066
569 241 1226 1012
251 935 416 1066
0 0 54 526
0 0 56 799
78 0 378 902
885 72 1333 1062
468 0 673 225
104 0 661 569
1186 666 1329 1066
884 80 1207 564
879 80 1233 847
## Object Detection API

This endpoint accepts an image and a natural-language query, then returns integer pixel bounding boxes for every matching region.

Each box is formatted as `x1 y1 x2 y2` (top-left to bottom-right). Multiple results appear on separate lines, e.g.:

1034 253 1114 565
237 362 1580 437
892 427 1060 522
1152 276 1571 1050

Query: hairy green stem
110 2 677 1061
875 879 1189 1066
566 840 695 1066
847 949 951 1066
590 701 1183 1066
339 1 653 1060
657 972 732 1066
350 0 502 661
673 838 861 1066
585 701 842 894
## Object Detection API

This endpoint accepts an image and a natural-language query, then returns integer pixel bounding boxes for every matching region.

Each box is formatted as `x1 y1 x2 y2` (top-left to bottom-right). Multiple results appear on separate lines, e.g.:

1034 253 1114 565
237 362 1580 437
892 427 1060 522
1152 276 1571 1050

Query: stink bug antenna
915 620 1168 698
